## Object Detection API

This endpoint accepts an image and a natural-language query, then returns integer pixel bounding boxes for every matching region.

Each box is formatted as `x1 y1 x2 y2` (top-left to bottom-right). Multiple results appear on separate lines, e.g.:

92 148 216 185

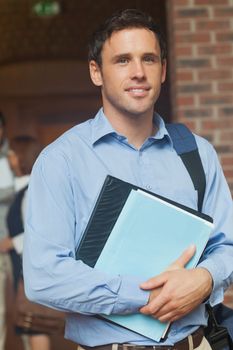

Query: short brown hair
88 9 167 66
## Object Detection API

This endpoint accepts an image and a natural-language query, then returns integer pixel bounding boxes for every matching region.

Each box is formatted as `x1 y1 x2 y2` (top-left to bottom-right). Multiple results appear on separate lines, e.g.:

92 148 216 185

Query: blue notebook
94 188 214 341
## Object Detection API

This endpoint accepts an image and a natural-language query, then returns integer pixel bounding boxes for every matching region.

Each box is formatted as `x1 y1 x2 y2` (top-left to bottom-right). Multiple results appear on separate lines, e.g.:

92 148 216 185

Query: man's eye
117 57 129 64
144 56 156 63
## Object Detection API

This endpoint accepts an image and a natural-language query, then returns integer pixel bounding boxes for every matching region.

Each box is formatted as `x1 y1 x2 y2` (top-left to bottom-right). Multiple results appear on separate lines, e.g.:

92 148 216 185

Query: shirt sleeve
196 140 233 306
23 150 148 315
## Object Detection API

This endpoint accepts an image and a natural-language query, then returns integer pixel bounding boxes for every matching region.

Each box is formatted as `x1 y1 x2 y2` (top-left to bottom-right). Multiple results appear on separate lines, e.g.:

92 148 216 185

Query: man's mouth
126 86 150 96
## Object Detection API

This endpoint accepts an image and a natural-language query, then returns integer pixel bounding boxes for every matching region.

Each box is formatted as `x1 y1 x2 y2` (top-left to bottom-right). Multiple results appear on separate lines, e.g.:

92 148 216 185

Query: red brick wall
167 0 233 192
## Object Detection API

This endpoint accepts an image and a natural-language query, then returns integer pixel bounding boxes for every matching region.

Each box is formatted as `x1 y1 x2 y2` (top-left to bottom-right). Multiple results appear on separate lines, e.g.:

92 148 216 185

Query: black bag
204 305 233 350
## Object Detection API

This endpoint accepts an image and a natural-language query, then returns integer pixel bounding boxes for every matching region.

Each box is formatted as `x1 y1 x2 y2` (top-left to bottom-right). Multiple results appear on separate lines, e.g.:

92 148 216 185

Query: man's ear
89 60 103 87
161 59 167 84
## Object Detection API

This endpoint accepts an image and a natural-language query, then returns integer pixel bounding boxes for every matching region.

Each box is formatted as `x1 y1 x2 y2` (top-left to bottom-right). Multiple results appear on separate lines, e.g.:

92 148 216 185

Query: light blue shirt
23 109 233 346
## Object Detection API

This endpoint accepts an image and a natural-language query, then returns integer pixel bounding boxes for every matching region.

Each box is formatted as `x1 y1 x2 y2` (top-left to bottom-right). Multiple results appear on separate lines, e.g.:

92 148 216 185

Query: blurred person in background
0 136 51 350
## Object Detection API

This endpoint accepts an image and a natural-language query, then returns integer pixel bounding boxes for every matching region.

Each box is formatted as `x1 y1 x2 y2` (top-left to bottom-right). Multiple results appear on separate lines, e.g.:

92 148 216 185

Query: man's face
89 28 166 120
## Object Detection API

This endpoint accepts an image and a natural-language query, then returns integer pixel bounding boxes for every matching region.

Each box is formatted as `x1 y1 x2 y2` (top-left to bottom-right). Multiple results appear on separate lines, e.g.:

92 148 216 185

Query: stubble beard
103 90 156 121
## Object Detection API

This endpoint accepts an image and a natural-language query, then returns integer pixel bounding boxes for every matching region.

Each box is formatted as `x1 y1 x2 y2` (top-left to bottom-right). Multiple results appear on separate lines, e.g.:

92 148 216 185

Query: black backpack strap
166 123 206 212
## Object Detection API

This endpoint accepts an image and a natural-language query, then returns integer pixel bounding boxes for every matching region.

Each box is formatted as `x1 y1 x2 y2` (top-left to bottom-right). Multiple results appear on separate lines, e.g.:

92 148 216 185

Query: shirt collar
91 108 173 146
91 108 121 145
151 113 173 146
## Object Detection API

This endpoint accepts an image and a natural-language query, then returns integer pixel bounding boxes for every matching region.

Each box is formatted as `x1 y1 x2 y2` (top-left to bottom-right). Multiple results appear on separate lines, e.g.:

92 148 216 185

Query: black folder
75 175 213 267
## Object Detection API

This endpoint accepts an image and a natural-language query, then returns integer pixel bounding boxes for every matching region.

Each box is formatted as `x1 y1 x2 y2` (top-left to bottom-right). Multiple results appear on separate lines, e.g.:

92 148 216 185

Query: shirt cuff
112 275 149 314
197 259 224 306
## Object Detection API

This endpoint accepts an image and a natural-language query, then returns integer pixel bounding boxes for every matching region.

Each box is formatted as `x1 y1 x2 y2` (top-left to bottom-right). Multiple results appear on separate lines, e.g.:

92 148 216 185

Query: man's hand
139 245 213 322
0 236 13 253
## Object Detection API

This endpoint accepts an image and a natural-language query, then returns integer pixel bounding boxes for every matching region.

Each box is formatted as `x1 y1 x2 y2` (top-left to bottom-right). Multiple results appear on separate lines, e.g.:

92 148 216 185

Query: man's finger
140 289 168 315
140 272 167 290
168 244 196 270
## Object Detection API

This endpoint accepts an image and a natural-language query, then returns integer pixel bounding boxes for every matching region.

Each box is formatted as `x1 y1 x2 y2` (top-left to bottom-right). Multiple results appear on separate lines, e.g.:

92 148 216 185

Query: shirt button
146 185 152 190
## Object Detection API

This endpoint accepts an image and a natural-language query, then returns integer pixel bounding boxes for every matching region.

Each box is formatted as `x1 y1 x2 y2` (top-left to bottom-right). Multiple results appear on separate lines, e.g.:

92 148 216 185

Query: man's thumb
168 244 196 270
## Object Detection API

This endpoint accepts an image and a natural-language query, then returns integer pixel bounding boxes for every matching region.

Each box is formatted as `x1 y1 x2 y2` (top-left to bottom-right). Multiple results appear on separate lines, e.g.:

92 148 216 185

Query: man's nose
130 60 145 80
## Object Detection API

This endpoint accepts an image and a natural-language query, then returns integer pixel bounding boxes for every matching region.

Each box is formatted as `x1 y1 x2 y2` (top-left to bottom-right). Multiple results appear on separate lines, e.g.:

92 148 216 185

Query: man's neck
103 109 156 149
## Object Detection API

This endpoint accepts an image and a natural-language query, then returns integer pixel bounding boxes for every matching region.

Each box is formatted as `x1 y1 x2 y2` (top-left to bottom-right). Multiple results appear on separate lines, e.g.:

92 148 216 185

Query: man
0 112 14 350
23 9 233 350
